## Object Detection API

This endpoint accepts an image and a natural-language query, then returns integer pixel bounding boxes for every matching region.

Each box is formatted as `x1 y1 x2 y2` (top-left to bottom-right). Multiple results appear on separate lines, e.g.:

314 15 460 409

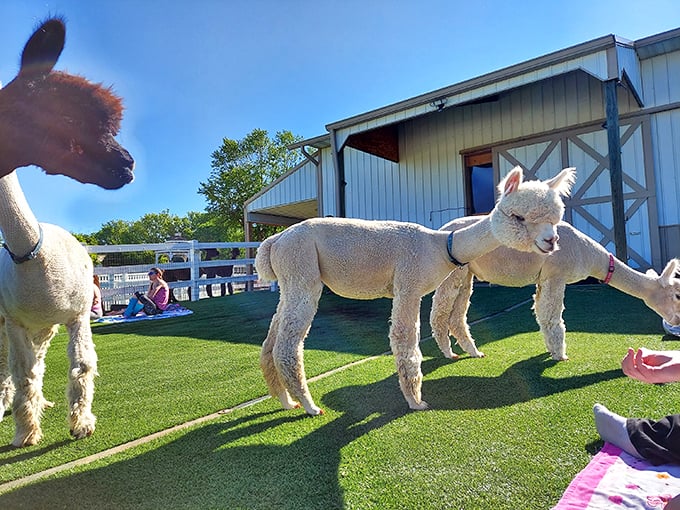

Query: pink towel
553 443 680 509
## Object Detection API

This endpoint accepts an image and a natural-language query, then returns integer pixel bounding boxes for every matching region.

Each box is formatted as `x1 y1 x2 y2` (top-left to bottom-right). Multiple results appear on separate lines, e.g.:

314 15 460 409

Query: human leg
627 413 680 465
123 297 143 318
593 404 642 458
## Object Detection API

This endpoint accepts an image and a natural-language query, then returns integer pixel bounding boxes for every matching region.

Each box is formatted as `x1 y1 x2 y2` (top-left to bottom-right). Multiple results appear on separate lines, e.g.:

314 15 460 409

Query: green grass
0 284 678 509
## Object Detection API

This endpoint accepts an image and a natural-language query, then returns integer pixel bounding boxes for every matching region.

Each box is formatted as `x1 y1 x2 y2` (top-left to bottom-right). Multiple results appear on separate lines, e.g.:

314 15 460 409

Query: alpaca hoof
42 399 55 409
70 425 95 440
13 429 42 447
306 408 325 416
409 400 429 411
470 351 485 358
551 354 569 361
70 414 96 440
443 352 460 360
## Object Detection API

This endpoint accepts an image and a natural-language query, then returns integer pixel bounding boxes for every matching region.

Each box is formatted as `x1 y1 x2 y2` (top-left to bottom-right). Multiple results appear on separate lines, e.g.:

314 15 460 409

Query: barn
244 27 680 271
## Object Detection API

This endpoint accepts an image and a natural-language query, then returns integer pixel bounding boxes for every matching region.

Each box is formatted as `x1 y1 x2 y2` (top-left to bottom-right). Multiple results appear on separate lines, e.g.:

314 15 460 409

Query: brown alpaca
0 18 134 447
0 17 134 187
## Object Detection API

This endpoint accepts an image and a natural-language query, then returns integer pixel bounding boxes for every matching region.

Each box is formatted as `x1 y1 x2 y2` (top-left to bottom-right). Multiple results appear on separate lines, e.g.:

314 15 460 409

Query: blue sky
1 0 678 235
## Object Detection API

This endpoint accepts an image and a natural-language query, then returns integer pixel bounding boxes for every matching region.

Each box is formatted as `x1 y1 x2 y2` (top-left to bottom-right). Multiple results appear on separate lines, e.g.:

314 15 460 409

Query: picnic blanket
553 443 680 509
94 303 193 324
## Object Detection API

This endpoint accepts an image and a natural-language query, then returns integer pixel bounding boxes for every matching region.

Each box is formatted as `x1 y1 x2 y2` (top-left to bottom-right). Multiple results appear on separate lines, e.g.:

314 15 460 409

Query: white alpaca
430 218 680 362
0 18 134 447
256 166 575 414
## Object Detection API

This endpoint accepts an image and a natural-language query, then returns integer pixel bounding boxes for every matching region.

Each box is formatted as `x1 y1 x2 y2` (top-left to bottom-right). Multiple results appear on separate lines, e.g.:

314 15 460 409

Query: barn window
464 152 494 215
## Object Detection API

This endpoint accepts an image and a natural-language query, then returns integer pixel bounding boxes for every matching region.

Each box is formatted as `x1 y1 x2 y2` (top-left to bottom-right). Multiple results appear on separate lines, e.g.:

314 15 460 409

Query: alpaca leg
430 272 462 359
448 271 484 358
272 282 324 416
66 315 98 439
6 321 43 447
391 294 428 410
33 326 57 410
260 309 299 410
0 318 14 420
533 281 568 360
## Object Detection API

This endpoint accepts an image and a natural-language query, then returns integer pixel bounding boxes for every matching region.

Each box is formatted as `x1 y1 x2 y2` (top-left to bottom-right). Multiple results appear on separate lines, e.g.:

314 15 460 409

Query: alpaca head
489 166 575 254
0 17 134 189
645 259 680 326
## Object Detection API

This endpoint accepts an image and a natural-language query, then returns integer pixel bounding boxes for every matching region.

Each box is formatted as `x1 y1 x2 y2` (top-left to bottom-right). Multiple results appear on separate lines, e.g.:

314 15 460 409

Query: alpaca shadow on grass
0 354 621 509
0 382 409 510
420 354 624 410
0 440 71 467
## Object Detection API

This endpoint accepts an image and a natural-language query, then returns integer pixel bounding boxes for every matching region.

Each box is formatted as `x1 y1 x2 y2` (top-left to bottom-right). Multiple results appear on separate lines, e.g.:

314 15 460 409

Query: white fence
86 241 263 311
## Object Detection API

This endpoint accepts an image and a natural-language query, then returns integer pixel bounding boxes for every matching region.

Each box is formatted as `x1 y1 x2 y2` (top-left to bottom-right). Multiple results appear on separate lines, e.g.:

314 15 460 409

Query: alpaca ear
545 167 577 197
499 166 523 196
19 18 66 79
659 259 680 287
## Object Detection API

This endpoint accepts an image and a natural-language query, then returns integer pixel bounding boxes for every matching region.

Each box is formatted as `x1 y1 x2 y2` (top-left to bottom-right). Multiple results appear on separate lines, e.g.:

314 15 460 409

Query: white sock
593 403 642 458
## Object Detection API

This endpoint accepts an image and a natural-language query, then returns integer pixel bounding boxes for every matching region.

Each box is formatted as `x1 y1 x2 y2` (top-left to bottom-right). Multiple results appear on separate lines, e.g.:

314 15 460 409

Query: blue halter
3 225 44 264
446 231 467 267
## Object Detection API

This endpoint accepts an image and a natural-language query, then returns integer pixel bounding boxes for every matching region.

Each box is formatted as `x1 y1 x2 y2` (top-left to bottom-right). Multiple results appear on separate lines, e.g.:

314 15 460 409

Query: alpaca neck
447 216 499 264
0 172 42 261
601 255 656 301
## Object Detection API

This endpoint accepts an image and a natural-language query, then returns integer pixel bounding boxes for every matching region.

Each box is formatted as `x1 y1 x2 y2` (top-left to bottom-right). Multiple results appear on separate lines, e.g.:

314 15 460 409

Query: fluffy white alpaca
430 217 680 361
0 18 134 447
256 166 575 414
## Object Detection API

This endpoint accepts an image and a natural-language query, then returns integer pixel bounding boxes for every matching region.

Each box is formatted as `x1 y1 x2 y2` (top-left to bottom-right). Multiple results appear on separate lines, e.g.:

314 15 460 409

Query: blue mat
94 304 193 324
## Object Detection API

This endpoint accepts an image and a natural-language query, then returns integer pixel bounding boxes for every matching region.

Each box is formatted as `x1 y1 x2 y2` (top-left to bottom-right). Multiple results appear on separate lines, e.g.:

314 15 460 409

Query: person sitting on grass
121 267 169 318
594 347 680 509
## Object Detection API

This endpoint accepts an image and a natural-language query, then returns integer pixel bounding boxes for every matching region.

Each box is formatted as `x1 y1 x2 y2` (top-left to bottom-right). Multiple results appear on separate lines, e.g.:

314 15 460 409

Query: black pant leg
627 414 680 465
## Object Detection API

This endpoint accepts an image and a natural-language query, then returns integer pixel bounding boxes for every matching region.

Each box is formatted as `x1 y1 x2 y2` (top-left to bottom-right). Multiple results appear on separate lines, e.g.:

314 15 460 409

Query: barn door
493 117 661 270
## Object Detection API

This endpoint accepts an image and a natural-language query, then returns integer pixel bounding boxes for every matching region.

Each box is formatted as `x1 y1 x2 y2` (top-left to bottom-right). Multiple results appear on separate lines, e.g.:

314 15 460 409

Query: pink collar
602 253 615 284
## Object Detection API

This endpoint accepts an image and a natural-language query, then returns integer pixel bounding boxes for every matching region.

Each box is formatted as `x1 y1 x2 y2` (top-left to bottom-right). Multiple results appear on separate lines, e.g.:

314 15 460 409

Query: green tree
185 211 224 242
198 129 303 240
129 211 193 243
94 219 135 245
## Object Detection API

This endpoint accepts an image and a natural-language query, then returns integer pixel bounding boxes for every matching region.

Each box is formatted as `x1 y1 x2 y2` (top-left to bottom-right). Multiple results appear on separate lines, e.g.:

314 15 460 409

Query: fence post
189 240 200 301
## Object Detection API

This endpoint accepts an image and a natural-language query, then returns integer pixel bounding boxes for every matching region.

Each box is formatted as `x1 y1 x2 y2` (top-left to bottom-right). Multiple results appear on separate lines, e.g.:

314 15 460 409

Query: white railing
86 241 264 311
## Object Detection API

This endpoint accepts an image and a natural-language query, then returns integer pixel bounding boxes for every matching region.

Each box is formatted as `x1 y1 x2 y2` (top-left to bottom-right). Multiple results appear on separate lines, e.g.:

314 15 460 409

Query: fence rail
86 241 264 310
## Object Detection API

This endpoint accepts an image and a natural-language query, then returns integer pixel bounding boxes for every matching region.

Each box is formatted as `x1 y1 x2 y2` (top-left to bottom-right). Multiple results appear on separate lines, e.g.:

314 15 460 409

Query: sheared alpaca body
256 167 575 414
430 217 680 361
0 18 134 447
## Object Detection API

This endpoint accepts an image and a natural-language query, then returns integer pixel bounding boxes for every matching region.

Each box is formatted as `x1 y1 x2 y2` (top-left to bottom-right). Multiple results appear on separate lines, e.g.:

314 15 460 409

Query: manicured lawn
0 284 678 509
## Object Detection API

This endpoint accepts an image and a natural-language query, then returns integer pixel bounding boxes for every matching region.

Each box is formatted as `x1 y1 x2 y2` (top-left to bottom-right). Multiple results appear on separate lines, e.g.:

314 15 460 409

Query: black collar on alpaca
3 225 44 264
446 231 468 267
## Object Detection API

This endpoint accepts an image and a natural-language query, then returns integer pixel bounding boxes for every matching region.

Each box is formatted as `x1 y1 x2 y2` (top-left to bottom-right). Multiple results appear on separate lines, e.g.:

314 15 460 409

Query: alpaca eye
512 214 525 222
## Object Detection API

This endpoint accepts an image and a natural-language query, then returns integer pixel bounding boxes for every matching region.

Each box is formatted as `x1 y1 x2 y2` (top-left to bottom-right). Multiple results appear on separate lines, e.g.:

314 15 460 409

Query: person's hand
622 347 680 384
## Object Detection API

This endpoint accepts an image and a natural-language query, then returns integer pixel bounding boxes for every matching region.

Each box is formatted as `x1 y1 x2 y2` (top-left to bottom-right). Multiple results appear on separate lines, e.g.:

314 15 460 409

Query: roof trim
635 27 680 59
287 133 331 150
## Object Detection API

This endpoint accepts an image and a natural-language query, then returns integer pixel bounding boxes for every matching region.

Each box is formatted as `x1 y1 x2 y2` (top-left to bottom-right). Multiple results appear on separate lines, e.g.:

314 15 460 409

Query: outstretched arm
621 347 680 384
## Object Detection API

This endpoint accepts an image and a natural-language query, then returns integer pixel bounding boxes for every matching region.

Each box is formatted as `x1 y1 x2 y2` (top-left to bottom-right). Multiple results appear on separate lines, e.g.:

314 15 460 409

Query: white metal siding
650 109 680 226
247 159 317 212
320 147 337 217
640 50 680 107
